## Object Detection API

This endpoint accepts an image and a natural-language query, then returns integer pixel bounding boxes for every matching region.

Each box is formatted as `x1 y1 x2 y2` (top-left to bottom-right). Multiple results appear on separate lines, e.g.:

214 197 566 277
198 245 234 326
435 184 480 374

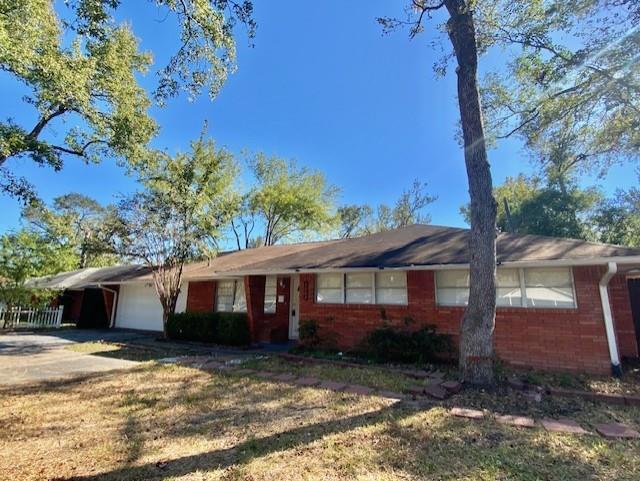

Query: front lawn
1 361 639 481
65 341 193 362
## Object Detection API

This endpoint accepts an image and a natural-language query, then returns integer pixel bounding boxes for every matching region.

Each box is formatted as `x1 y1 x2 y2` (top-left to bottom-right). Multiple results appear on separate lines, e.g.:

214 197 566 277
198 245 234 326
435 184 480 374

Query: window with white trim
316 273 343 304
496 269 523 307
215 279 247 312
524 267 576 308
435 267 576 308
346 272 374 304
264 276 277 313
375 271 408 305
434 270 470 306
316 271 408 305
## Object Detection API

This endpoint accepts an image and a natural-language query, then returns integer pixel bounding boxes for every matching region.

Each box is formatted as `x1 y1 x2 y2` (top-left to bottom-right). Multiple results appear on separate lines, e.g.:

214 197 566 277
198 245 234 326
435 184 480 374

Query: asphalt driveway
0 329 151 386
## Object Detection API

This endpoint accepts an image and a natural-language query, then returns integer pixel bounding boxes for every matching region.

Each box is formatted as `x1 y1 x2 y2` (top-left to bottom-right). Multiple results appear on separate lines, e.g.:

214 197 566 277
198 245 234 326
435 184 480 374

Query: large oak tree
379 0 637 384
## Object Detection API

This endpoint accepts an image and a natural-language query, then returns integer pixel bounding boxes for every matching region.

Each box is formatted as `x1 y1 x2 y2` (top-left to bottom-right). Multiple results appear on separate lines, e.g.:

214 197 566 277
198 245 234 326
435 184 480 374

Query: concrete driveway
0 329 151 386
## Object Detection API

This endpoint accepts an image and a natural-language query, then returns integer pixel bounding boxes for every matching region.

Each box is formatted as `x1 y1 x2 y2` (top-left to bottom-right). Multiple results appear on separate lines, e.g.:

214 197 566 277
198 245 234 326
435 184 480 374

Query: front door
289 275 300 339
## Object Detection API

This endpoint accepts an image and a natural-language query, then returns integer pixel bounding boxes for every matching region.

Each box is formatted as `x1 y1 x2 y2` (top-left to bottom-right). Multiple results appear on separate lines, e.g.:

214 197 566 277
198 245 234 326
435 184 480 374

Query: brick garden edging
280 352 640 408
546 386 640 407
277 352 449 380
226 363 640 439
171 355 640 440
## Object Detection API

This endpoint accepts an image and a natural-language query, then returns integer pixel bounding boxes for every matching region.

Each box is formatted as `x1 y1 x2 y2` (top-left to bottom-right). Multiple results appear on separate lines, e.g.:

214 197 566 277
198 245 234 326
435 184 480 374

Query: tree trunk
445 0 498 385
162 307 171 339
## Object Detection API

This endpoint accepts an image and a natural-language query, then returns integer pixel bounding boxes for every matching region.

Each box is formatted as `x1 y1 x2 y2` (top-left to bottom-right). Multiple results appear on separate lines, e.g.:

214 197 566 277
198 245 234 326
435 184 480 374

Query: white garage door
116 283 188 331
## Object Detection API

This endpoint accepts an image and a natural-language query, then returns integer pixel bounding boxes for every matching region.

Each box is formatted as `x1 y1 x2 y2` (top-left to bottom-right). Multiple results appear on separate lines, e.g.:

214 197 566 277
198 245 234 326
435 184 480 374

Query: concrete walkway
0 330 144 386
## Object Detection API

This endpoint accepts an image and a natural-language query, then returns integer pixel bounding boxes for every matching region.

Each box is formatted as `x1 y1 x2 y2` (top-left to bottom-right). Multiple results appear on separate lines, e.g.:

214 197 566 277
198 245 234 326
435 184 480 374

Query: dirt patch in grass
1 363 639 481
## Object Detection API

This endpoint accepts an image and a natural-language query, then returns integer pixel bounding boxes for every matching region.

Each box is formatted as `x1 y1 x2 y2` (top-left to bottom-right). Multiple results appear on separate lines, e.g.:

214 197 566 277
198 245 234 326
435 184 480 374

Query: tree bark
445 0 497 385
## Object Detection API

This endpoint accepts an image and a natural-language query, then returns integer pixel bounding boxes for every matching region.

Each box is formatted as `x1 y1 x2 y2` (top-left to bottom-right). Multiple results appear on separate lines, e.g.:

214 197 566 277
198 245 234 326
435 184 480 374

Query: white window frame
375 271 408 305
316 273 345 304
523 267 578 309
215 279 247 313
264 276 277 314
435 267 578 309
315 271 408 306
345 272 375 304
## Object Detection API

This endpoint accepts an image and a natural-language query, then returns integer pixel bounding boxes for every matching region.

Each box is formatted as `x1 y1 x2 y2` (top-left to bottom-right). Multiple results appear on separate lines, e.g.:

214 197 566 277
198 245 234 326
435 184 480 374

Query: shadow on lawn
4 362 625 481
60 399 608 481
375 411 604 480
61 402 407 481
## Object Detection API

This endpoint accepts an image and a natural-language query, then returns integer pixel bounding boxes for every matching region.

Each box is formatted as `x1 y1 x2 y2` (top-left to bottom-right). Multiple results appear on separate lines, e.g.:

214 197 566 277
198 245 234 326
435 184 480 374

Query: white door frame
289 275 300 340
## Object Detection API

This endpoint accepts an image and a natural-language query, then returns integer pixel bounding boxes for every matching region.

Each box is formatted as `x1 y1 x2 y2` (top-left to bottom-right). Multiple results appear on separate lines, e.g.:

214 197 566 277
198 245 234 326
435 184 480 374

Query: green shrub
216 312 251 346
298 319 320 348
363 324 452 364
166 311 250 346
166 312 216 342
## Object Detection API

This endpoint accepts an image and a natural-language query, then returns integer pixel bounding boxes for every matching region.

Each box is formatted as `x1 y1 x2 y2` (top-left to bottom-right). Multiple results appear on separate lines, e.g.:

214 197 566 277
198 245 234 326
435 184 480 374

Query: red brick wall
67 290 84 323
186 281 216 312
298 266 632 374
246 275 290 343
610 274 639 358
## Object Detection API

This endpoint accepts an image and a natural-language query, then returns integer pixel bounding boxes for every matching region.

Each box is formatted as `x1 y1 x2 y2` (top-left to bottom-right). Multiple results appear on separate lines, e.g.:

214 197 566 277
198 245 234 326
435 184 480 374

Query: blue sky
0 0 635 238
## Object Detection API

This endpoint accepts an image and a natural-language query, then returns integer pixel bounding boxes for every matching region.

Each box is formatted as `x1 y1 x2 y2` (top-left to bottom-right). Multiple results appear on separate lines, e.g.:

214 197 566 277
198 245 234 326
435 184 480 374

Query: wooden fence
0 306 64 329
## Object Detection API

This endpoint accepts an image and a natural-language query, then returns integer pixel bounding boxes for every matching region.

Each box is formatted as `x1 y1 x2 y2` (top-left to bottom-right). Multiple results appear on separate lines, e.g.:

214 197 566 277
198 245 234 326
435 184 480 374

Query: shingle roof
188 224 640 274
26 264 152 289
26 225 640 288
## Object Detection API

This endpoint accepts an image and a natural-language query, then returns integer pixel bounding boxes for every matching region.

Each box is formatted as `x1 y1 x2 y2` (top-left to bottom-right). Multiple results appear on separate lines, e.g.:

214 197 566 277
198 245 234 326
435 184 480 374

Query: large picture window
435 267 576 309
215 279 247 313
264 276 277 313
316 271 408 305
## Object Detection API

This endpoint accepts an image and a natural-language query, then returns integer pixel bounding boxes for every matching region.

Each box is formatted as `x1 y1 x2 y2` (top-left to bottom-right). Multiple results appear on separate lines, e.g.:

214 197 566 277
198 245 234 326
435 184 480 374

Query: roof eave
179 255 640 280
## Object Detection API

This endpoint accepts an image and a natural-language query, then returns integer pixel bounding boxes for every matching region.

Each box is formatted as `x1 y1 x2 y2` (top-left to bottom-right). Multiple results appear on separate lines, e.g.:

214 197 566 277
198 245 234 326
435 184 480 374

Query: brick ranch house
30 225 640 375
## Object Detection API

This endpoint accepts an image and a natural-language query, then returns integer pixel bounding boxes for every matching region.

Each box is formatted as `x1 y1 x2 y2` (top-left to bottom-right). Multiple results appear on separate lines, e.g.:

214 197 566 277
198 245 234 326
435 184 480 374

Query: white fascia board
179 255 640 280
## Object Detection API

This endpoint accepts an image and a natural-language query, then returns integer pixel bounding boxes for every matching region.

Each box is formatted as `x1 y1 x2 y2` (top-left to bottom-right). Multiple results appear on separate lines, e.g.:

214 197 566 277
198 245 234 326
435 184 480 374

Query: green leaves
479 0 640 176
337 180 436 238
243 154 338 246
21 193 120 268
0 229 76 307
0 0 254 202
0 0 156 200
116 129 238 263
461 174 602 240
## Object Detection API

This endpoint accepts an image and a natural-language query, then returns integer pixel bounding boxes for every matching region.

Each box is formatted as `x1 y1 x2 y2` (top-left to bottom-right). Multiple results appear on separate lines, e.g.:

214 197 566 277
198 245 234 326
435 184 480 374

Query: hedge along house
30 225 640 375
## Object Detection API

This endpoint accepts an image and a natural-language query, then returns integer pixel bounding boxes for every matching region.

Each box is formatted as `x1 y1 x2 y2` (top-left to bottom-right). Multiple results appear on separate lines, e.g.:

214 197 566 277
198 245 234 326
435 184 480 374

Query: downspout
598 262 622 377
99 285 119 329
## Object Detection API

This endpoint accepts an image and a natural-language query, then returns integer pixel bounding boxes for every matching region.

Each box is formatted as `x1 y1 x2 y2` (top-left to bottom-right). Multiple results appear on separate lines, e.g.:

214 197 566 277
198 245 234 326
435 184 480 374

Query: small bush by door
166 312 250 346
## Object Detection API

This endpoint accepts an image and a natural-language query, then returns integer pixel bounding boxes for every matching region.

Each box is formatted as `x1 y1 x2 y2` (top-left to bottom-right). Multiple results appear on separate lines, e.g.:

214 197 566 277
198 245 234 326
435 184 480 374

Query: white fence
0 306 64 329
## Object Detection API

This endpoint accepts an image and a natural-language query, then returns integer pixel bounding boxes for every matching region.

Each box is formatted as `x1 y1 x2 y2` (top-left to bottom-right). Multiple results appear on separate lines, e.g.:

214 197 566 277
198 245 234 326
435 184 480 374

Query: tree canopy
22 193 119 268
481 0 640 177
230 154 338 248
593 186 640 247
337 180 437 238
461 174 602 240
0 0 254 202
0 229 75 309
110 131 237 333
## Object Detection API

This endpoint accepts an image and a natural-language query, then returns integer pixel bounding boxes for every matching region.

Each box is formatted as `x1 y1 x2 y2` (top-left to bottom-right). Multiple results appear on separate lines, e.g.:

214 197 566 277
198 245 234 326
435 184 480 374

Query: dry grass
241 356 420 392
65 341 195 362
1 361 640 481
501 360 640 396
